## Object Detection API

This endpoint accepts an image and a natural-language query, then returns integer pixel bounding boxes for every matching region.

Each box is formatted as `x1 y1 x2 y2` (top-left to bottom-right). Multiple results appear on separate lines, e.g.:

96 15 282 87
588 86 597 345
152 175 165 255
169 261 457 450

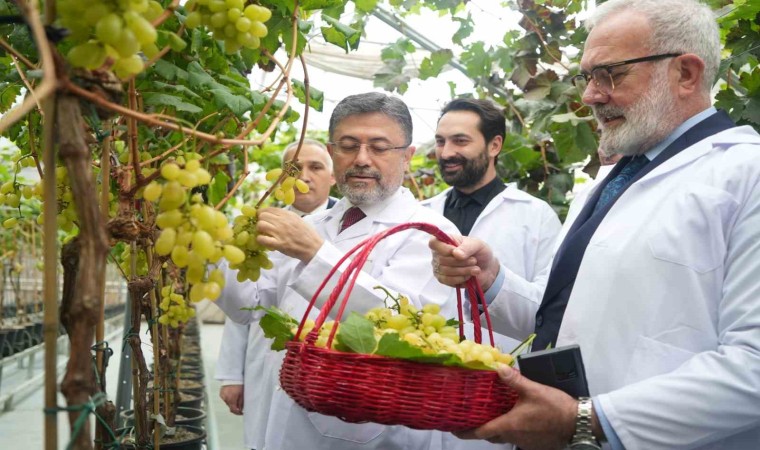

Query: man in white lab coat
423 98 561 450
214 92 459 450
430 1 760 449
425 98 561 345
214 139 336 449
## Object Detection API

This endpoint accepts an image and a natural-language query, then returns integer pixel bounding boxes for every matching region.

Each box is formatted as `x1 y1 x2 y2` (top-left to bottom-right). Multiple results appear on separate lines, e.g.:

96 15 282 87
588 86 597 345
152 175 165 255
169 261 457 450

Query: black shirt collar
447 176 506 208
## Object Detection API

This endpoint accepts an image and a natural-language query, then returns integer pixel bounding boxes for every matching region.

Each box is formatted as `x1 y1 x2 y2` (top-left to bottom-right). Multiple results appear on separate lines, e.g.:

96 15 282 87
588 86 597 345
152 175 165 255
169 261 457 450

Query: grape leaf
142 94 203 114
208 170 230 206
376 333 461 366
209 89 254 117
419 49 454 80
252 306 298 351
335 312 377 354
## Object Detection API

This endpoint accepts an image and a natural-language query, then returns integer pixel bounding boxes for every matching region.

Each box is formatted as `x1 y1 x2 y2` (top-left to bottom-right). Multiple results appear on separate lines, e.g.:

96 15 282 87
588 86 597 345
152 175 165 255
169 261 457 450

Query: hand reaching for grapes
429 236 501 290
256 207 324 262
453 365 578 449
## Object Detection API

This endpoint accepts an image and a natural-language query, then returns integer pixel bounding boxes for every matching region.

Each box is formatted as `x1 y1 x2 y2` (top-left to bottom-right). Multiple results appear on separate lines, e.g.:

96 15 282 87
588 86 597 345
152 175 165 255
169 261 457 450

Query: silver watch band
570 397 601 449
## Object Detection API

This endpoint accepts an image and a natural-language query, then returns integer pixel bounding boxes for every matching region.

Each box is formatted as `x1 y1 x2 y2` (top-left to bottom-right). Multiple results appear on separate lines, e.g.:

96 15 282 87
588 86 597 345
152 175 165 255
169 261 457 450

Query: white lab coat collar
308 187 418 243
287 198 331 217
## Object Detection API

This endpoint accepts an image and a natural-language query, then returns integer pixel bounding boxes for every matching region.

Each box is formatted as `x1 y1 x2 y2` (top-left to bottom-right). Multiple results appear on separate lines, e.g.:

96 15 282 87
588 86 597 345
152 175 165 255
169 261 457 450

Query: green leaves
376 333 460 366
301 0 346 10
353 0 378 12
321 15 361 52
293 79 325 111
208 170 231 206
254 306 299 351
209 89 253 117
419 49 453 80
142 94 203 114
335 313 377 354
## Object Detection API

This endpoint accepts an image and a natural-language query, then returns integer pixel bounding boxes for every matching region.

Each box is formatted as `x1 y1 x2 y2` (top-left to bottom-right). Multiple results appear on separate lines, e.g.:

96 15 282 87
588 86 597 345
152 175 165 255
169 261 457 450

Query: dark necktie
593 156 649 214
339 206 365 233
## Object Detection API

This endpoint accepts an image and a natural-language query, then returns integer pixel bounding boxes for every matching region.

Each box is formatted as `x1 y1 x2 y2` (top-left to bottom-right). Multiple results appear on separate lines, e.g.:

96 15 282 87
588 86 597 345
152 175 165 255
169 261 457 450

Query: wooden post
42 71 58 450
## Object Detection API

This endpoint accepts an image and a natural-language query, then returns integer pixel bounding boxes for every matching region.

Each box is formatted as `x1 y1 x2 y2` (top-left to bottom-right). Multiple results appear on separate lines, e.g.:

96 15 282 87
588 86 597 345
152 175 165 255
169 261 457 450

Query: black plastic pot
115 425 206 450
120 407 206 429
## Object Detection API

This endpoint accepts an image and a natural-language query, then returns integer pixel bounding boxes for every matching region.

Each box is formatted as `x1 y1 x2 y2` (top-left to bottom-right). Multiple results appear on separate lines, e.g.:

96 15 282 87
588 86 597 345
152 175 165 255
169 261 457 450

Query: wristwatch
569 397 602 449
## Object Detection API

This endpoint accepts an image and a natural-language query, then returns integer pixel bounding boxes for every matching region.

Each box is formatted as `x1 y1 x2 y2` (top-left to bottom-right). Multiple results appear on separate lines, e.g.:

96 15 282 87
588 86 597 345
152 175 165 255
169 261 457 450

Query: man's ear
674 53 705 97
488 135 503 159
403 145 416 165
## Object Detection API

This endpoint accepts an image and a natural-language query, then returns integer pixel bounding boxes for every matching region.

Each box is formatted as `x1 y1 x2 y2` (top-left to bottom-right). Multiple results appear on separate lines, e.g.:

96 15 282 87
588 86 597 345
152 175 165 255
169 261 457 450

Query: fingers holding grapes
256 207 323 262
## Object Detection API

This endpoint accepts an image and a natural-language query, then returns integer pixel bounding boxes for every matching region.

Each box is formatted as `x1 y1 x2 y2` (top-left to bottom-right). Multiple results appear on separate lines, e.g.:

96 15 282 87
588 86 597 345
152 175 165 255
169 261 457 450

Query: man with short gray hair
431 1 760 448
214 92 460 450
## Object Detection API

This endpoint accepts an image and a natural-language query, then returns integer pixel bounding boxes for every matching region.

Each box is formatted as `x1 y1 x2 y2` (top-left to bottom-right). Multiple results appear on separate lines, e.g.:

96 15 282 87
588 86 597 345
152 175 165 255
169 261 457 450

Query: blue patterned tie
593 156 649 214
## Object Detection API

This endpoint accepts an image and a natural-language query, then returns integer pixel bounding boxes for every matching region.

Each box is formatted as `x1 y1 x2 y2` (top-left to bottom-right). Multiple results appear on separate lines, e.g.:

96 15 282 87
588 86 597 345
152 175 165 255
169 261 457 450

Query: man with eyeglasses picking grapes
430 1 760 449
213 92 459 450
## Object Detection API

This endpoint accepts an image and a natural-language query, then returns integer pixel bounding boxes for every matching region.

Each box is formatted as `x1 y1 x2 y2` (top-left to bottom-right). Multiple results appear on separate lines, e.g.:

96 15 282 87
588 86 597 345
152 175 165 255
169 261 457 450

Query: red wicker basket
279 222 518 431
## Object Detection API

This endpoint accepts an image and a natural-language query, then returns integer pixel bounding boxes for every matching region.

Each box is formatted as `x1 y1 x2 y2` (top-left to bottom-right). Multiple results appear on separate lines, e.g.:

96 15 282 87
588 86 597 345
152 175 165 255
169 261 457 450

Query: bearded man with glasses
212 92 460 450
430 1 760 449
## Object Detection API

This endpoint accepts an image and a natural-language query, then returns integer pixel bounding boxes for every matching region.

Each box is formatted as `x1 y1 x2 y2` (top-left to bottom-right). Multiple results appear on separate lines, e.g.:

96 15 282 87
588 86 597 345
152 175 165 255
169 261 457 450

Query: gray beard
595 67 680 158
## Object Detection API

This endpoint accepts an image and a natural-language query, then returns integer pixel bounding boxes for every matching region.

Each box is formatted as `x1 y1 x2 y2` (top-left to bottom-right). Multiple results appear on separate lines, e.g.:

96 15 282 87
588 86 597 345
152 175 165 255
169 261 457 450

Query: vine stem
62 80 270 146
0 0 57 134
521 14 570 72
11 54 43 116
0 36 34 68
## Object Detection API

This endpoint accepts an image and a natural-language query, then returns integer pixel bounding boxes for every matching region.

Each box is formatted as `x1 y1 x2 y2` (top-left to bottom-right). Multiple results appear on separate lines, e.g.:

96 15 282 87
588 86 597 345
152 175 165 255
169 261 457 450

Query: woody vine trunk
58 94 110 450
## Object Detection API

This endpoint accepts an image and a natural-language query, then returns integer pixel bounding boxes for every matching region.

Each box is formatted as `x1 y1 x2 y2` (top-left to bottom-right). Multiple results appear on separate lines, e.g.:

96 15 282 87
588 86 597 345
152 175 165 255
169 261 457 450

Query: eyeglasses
329 139 409 158
571 53 682 97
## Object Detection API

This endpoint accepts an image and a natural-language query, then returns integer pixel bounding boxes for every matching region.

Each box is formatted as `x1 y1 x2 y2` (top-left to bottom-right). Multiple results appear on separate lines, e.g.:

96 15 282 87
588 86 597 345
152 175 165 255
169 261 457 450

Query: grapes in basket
255 286 532 371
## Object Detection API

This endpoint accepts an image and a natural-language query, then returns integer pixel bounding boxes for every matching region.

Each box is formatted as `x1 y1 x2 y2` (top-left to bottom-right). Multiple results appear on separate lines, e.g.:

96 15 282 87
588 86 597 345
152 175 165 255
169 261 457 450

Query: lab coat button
536 314 544 327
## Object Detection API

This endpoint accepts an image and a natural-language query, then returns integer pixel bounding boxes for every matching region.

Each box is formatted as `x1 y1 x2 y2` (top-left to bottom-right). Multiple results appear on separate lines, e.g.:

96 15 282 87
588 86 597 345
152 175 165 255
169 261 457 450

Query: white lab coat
494 126 760 449
215 187 460 450
213 200 336 449
423 185 562 450
213 266 278 450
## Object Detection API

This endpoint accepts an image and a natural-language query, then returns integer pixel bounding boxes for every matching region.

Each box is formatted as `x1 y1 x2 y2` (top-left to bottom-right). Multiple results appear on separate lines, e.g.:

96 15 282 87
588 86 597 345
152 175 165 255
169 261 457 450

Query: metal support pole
114 294 133 429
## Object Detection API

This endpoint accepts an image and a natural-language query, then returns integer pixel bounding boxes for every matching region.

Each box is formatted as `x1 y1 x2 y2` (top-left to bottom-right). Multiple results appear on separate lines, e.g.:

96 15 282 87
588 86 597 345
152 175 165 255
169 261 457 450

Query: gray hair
328 92 413 145
585 0 720 93
282 139 332 171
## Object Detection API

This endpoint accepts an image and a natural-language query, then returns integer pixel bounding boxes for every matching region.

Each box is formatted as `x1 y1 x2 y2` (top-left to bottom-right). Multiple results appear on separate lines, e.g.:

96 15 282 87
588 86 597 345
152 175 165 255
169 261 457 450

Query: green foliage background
0 0 757 222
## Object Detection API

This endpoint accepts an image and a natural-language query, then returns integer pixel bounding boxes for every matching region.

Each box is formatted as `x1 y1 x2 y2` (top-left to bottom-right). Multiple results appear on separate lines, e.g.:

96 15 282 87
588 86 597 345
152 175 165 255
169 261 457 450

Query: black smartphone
516 344 590 397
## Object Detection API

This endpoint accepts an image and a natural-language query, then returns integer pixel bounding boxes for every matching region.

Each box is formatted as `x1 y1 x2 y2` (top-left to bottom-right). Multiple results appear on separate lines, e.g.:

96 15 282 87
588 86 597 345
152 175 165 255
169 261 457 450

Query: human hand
454 365 577 449
429 236 500 290
219 384 244 415
256 207 324 261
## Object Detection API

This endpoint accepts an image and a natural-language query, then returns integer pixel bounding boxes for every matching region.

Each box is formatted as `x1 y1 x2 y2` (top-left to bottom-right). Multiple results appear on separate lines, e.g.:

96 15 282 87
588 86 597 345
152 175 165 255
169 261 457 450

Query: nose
581 82 609 106
299 167 312 182
352 144 373 166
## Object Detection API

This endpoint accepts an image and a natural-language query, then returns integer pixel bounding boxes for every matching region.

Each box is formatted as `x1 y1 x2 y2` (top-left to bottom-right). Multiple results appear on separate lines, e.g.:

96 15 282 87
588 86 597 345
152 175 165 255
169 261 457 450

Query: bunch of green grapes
264 167 309 206
0 181 21 210
183 0 272 54
158 284 197 327
32 167 78 234
118 245 148 276
379 300 514 368
147 158 242 302
57 0 170 77
228 204 272 282
291 298 514 369
289 318 340 349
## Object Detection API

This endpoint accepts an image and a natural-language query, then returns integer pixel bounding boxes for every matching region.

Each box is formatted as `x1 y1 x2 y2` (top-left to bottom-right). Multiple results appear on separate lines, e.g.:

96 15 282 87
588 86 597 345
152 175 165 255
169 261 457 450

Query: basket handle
293 222 496 348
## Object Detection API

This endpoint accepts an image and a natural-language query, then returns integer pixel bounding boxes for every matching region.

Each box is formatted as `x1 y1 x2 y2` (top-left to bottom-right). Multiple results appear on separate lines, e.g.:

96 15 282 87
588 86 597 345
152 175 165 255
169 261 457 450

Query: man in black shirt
423 98 560 450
